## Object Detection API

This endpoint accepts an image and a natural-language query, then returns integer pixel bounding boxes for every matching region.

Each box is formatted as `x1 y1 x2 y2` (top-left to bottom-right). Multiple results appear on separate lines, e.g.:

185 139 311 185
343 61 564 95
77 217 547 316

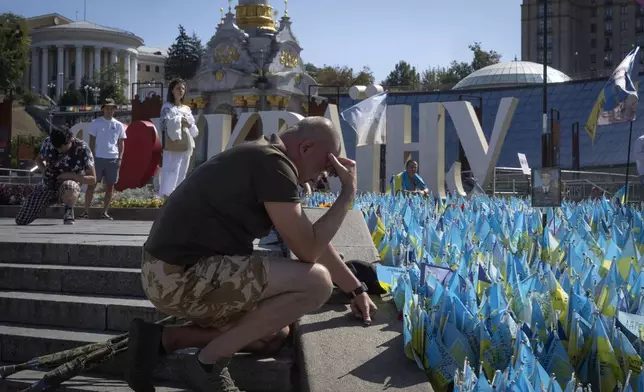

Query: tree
189 32 206 71
72 64 129 105
304 63 375 87
0 13 30 91
382 61 421 90
165 25 204 81
418 42 502 91
469 42 501 71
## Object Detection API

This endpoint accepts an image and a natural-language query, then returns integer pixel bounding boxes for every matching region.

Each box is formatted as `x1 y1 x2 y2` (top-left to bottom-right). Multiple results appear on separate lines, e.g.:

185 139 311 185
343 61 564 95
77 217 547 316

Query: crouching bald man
125 117 378 392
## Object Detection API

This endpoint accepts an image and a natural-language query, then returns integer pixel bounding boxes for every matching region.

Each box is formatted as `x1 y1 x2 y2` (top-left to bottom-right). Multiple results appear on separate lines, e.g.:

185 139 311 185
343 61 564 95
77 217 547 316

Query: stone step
0 263 145 298
0 291 161 332
0 219 284 268
1 370 189 392
0 323 294 392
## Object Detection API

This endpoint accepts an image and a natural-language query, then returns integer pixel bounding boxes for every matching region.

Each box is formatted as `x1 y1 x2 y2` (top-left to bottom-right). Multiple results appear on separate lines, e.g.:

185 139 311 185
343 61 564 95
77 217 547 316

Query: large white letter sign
420 103 446 199
203 114 232 159
226 112 262 150
442 97 518 189
384 104 413 187
356 144 381 192
259 111 304 138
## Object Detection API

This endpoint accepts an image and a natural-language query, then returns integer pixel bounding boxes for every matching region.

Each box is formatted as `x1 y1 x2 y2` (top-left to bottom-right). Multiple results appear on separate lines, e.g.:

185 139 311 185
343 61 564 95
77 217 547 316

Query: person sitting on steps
125 116 378 392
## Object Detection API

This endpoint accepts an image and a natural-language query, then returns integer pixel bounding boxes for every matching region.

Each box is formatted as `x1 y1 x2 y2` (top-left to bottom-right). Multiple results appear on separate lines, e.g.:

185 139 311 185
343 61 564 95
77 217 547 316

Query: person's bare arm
117 138 125 159
89 135 96 156
34 155 46 173
265 186 354 264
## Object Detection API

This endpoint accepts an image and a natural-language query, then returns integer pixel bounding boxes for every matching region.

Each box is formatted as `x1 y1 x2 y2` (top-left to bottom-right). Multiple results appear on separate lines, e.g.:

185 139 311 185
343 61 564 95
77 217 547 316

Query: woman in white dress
158 78 199 197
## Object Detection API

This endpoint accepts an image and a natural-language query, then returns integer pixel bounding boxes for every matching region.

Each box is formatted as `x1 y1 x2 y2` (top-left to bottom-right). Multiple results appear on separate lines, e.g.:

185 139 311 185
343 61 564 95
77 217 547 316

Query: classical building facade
137 47 167 84
23 14 167 102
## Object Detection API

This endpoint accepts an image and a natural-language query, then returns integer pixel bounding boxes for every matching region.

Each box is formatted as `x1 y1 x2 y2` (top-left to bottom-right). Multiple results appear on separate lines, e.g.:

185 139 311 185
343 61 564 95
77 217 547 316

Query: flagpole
84 0 87 21
624 120 634 205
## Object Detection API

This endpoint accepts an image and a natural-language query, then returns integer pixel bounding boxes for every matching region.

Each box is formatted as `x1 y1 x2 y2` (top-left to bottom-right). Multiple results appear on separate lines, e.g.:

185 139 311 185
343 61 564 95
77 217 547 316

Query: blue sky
4 0 522 81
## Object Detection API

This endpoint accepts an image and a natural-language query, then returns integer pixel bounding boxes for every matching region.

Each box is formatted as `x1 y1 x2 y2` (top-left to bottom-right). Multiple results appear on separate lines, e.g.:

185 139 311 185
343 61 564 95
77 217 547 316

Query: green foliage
165 25 205 81
304 63 375 87
382 61 421 90
0 13 30 91
20 90 39 105
58 85 84 106
74 64 129 105
419 42 502 90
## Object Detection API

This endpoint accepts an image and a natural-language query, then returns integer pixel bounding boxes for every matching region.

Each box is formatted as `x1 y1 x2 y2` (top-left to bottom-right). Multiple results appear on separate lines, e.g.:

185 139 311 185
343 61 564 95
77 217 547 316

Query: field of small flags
306 191 644 392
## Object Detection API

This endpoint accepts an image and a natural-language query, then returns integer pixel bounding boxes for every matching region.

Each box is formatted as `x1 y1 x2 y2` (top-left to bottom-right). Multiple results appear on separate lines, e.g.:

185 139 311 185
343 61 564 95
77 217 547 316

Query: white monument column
40 47 49 97
57 46 64 97
75 45 83 88
88 54 94 80
30 48 39 93
94 47 102 77
110 50 118 65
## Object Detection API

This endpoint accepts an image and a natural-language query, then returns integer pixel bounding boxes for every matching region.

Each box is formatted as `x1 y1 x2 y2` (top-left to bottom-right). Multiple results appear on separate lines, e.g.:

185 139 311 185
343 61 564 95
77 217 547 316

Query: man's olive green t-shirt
144 134 300 265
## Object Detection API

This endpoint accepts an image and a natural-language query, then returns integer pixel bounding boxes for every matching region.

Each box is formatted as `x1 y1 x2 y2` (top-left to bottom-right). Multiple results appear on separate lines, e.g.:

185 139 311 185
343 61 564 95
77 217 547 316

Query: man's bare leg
158 258 333 364
161 324 290 355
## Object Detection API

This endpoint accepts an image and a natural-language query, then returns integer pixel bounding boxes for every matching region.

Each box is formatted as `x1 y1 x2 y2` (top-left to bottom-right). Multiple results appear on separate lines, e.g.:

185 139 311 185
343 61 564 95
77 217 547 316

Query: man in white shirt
81 98 127 220
633 133 644 185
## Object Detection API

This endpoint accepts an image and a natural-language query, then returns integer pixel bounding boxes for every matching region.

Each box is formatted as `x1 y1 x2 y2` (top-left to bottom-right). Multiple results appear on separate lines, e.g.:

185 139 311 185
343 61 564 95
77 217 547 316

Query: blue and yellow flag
584 47 640 144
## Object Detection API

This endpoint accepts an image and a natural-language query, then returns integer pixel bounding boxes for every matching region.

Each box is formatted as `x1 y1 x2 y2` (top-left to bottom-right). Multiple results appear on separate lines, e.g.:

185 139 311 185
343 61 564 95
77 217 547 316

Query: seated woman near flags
390 160 429 196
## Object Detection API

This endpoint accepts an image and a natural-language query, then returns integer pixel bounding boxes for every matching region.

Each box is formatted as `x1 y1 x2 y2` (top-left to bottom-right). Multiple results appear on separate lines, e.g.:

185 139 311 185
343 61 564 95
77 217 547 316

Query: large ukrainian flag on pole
584 47 640 144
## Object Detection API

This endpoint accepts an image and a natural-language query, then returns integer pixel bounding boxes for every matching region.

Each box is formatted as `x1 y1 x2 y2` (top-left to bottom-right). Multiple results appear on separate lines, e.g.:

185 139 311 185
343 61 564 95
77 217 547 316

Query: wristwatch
346 282 368 299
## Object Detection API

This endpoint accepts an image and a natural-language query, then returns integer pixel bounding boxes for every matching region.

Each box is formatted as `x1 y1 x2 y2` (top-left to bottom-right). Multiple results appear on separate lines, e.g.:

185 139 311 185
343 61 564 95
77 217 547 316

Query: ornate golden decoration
295 74 302 85
267 95 282 107
235 4 276 31
279 50 299 68
214 44 240 65
193 97 208 109
215 71 225 81
232 96 246 107
301 102 309 113
244 95 259 107
281 97 291 108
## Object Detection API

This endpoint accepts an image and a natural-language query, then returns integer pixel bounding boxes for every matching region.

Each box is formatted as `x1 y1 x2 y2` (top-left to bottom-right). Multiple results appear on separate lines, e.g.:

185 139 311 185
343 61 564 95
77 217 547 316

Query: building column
75 45 83 89
110 50 118 65
94 47 102 78
64 48 70 88
56 46 64 97
30 48 39 93
124 53 131 99
131 55 138 97
40 47 49 97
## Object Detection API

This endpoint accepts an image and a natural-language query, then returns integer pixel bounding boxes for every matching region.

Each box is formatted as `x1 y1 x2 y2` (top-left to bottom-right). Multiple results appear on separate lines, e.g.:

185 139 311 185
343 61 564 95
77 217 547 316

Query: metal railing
461 167 643 201
0 167 40 184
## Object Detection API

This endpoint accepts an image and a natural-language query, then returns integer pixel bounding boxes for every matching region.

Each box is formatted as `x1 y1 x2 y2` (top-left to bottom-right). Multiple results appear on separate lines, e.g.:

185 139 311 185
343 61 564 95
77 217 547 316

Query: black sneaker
63 206 75 225
179 354 242 392
100 212 113 220
78 212 90 219
124 318 164 392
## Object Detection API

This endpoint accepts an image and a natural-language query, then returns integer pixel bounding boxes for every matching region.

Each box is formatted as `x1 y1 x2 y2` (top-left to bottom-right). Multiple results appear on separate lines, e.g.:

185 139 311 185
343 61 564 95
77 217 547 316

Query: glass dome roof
452 61 572 90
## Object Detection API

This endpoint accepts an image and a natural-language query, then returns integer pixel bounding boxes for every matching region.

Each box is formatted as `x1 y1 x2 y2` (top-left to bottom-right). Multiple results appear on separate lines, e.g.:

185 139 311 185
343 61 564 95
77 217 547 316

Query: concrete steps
0 369 190 392
0 323 293 391
0 218 294 392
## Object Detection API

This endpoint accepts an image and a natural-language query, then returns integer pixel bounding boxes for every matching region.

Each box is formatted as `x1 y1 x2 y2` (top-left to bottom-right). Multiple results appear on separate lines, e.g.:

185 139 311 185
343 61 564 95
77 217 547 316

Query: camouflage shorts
140 252 270 329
